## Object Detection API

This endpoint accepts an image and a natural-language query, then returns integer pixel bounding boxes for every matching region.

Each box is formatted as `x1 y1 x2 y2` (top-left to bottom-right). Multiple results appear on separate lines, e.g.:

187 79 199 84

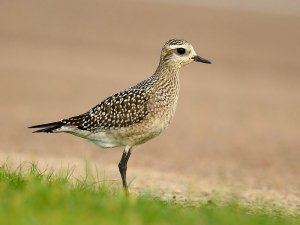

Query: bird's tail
28 121 64 133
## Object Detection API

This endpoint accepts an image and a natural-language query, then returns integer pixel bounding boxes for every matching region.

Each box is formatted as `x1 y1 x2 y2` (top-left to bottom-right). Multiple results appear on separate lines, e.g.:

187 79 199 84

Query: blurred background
0 0 299 194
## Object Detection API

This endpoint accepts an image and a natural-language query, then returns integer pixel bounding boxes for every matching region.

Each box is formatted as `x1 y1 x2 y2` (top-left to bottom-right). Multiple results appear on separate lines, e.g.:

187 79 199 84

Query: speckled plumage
56 68 180 148
65 88 151 131
29 38 211 193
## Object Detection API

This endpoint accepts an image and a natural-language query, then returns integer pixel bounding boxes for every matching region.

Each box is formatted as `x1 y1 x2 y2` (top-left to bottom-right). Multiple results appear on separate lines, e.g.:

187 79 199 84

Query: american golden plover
29 38 211 193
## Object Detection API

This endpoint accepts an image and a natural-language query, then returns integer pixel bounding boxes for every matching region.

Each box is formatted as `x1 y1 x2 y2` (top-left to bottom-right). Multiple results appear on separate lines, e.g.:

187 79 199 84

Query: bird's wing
62 88 151 132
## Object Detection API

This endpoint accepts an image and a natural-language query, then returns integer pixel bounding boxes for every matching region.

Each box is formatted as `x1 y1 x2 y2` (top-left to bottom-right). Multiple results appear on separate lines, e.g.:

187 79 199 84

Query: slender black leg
118 148 131 195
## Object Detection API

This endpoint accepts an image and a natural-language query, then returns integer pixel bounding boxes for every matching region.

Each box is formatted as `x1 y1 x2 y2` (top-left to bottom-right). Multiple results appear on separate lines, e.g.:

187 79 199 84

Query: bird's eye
176 48 186 55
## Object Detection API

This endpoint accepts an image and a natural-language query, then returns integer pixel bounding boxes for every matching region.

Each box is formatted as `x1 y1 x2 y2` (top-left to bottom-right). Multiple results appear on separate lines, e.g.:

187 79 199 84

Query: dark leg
118 148 131 194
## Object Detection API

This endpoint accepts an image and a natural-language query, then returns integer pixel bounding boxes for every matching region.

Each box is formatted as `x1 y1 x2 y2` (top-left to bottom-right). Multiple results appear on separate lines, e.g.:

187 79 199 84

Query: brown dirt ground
0 0 299 214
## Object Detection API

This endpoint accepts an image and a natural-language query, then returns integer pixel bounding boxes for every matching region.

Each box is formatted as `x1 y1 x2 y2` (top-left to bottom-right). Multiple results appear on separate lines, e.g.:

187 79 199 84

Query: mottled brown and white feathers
65 88 151 131
29 38 211 148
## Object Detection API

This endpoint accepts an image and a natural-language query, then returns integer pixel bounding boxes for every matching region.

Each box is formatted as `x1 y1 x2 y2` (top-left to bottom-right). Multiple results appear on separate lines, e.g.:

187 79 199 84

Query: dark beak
192 55 211 64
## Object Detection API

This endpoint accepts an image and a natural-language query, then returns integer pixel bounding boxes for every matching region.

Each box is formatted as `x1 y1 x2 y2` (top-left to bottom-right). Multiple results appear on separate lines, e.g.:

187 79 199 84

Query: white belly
57 111 174 149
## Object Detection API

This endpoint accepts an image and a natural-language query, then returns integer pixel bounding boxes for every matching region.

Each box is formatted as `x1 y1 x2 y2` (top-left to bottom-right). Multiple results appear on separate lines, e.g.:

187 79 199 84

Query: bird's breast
150 76 180 122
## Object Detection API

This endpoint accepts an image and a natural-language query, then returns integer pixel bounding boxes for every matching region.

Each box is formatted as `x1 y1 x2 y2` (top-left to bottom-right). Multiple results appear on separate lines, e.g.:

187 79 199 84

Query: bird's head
160 38 211 67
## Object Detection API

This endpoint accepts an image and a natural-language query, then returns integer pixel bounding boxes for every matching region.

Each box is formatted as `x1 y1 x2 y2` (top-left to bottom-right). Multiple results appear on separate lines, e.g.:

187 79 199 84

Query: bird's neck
155 62 181 78
149 62 181 122
151 62 181 98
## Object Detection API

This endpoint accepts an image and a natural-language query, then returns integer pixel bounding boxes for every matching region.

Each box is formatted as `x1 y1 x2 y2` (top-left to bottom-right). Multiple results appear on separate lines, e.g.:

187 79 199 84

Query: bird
29 38 211 194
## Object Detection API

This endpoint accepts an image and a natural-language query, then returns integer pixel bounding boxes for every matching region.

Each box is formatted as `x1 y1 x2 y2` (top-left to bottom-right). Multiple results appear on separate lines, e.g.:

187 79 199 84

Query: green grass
0 163 298 225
